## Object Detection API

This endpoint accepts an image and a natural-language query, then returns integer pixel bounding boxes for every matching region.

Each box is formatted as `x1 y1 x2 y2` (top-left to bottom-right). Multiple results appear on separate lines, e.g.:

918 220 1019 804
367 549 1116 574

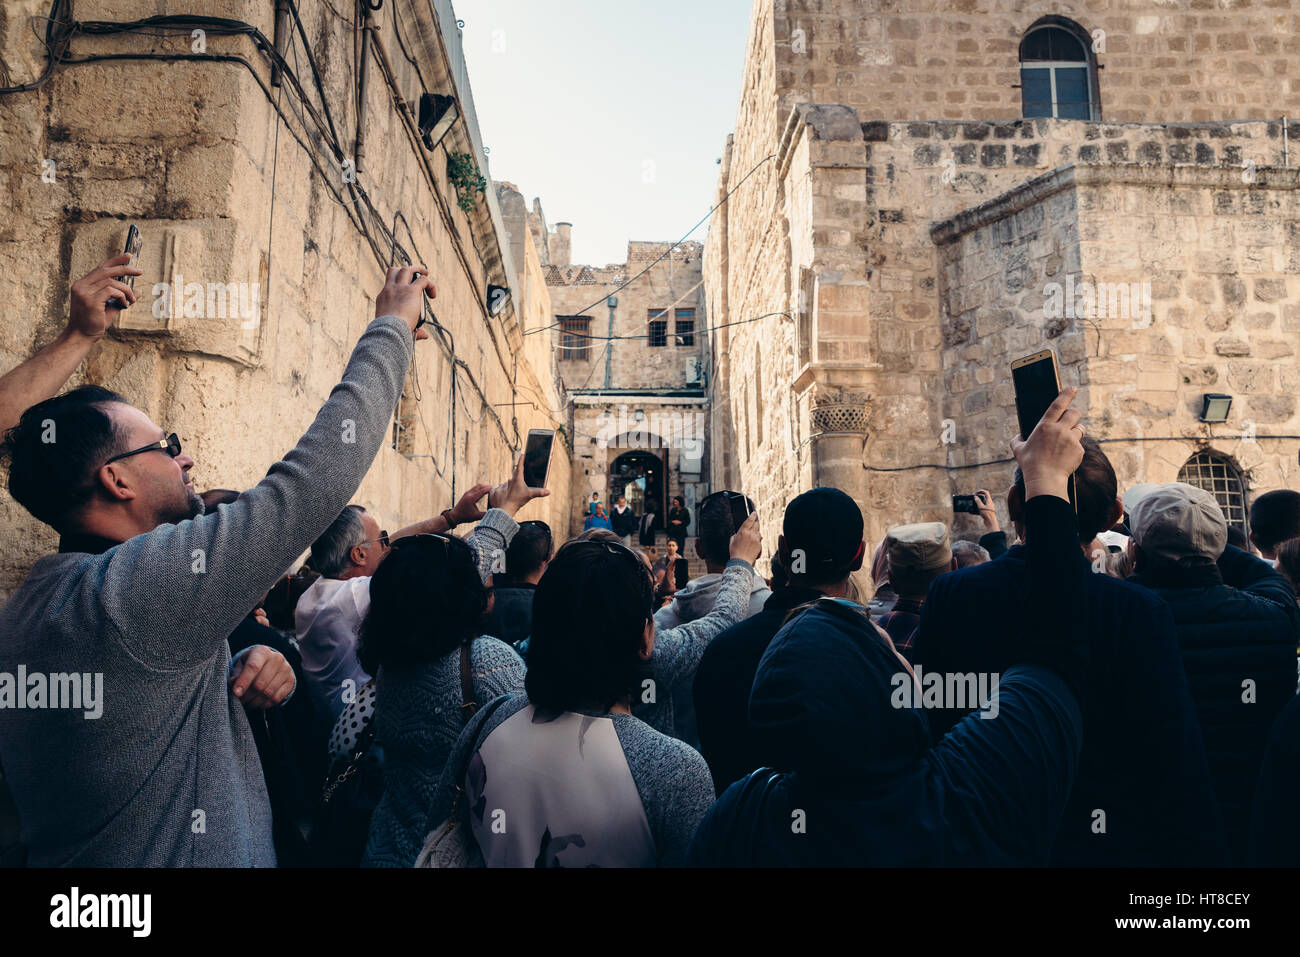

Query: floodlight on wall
418 93 459 151
1199 393 1233 423
486 284 510 317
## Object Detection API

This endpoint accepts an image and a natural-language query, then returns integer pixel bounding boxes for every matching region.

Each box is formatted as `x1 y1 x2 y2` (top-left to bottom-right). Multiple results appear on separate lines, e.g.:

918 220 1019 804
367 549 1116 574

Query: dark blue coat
913 544 1227 866
1129 546 1299 864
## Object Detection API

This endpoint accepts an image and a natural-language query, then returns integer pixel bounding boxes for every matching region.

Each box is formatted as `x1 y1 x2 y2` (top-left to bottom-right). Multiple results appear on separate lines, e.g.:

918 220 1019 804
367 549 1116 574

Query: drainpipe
604 296 617 389
271 0 289 88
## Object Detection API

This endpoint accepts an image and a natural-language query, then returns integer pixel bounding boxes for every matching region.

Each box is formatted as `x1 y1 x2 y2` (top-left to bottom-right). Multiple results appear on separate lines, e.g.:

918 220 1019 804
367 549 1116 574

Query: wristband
441 507 458 530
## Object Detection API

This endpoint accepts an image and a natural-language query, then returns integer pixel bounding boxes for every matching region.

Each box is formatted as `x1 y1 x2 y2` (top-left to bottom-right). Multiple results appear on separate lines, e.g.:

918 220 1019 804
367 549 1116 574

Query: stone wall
545 237 708 393
771 0 1300 124
0 0 570 596
934 162 1300 538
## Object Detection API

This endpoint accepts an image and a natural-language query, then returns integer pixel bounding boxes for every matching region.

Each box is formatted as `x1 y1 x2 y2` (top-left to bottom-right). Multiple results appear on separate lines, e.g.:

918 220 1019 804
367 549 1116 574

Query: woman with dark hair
666 495 690 550
1275 538 1300 596
421 538 721 867
361 533 526 867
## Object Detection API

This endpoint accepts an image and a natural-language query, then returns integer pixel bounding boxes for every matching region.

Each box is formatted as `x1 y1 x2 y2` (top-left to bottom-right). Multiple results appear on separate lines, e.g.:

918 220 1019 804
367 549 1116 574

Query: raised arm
0 255 141 433
94 267 434 670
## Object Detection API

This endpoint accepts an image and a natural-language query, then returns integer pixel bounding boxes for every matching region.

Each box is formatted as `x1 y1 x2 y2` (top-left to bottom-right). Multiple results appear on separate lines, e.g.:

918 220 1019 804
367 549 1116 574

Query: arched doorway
611 450 665 523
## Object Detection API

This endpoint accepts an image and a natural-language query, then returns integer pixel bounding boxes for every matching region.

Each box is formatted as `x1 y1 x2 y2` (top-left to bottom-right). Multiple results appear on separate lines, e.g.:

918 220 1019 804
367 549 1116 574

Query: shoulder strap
460 638 478 724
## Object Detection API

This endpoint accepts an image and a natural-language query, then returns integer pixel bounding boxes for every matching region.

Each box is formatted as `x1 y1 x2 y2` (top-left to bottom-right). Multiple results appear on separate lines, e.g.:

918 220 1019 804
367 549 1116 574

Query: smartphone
1011 350 1061 441
1011 349 1077 510
723 491 753 534
952 494 981 515
109 224 141 309
522 429 554 489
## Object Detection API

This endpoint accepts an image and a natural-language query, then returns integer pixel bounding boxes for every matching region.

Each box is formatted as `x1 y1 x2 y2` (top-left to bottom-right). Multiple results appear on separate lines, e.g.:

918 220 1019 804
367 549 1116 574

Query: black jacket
1252 689 1300 865
687 495 1087 867
1128 545 1300 864
483 582 537 647
914 543 1227 866
694 586 826 795
609 505 638 537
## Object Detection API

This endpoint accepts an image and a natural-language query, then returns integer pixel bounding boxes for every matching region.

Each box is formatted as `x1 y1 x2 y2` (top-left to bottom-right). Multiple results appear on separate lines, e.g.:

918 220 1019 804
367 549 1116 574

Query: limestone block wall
934 163 1300 539
707 102 1294 554
0 0 569 596
546 239 708 393
770 0 1300 124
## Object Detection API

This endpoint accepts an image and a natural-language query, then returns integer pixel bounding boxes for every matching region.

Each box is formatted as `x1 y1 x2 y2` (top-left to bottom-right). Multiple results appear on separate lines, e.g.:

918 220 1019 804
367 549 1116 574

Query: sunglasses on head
389 532 453 552
104 432 182 466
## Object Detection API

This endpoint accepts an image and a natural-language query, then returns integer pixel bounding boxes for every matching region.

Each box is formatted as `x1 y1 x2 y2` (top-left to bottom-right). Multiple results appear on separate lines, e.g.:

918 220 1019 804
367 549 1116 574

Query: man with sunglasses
0 264 437 866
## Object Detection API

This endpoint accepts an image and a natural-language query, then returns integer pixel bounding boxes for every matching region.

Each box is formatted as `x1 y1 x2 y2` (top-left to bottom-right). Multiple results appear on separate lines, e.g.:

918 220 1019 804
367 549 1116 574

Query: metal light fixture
486 285 510 317
418 93 459 151
1199 393 1233 423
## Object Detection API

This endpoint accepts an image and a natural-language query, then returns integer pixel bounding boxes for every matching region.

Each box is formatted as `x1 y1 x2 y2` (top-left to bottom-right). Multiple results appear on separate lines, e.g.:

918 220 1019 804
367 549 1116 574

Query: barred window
675 308 695 346
1177 452 1249 533
559 316 591 361
648 317 668 347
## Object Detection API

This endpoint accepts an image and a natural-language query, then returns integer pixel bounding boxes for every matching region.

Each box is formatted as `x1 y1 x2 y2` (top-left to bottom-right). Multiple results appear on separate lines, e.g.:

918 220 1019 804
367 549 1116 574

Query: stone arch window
1019 18 1099 121
1177 451 1249 535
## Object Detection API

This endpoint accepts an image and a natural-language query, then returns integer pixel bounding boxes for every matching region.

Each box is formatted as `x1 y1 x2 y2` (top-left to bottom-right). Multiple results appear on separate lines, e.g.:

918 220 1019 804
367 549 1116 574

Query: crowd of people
0 255 1298 867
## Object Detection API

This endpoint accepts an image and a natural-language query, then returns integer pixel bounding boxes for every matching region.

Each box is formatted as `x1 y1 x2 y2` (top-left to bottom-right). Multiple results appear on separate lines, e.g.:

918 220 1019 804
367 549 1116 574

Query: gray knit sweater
363 636 527 868
405 694 716 867
634 558 756 737
0 315 412 866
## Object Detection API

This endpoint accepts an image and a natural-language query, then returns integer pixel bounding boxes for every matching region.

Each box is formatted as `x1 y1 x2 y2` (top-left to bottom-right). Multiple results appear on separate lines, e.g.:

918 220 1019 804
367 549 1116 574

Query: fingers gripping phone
724 491 754 534
1011 349 1077 512
522 429 554 489
109 224 142 309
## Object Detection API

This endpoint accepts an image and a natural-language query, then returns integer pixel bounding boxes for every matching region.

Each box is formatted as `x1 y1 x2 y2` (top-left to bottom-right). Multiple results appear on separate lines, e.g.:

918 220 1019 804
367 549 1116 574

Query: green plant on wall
447 151 486 213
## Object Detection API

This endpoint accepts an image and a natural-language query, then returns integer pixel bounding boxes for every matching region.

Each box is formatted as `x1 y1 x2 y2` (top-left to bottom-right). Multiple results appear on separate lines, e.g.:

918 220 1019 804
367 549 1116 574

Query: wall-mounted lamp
418 93 459 151
486 285 511 317
1199 393 1233 423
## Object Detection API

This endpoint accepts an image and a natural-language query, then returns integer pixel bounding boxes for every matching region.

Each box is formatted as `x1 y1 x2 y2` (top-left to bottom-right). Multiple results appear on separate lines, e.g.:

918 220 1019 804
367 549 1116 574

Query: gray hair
952 540 991 569
311 504 368 578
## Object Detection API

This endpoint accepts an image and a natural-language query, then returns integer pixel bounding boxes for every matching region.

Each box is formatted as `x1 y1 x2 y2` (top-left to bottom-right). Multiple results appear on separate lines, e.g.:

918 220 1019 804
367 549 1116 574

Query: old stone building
0 0 570 596
706 0 1300 584
540 227 710 539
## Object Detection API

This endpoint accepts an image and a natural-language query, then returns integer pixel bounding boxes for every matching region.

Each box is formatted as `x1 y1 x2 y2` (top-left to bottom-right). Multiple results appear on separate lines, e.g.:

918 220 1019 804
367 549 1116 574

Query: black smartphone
1011 349 1077 510
522 429 554 489
1011 349 1061 441
953 494 981 514
724 491 753 534
109 224 141 309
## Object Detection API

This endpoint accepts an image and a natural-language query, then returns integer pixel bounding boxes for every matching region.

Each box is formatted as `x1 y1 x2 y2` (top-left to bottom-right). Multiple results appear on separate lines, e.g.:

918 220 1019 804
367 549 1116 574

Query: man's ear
97 462 136 503
695 539 706 561
349 543 367 567
638 619 654 661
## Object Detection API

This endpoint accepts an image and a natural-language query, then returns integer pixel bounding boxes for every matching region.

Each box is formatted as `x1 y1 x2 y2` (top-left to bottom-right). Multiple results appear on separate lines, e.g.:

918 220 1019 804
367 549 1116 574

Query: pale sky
459 0 754 266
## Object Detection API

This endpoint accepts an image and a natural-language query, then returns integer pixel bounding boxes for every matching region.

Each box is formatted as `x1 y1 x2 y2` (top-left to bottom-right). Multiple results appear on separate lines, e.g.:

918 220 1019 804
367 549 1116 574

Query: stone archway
610 449 666 523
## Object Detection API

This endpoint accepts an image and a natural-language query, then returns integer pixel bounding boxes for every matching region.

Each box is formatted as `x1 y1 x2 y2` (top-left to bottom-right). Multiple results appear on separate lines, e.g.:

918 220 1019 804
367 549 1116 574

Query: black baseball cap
781 487 866 581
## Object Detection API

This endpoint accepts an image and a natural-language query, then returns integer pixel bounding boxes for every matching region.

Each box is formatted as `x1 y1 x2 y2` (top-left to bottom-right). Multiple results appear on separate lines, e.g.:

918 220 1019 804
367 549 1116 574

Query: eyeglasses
360 530 391 550
104 432 182 466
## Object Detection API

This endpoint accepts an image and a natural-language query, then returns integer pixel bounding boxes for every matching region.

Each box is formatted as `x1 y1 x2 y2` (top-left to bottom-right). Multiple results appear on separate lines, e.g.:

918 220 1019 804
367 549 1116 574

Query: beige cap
1128 482 1227 563
885 522 952 574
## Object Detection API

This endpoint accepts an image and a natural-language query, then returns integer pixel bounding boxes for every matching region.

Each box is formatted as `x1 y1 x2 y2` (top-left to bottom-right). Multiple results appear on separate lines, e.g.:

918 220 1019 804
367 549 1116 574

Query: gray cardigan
410 694 716 868
363 635 527 868
0 315 412 866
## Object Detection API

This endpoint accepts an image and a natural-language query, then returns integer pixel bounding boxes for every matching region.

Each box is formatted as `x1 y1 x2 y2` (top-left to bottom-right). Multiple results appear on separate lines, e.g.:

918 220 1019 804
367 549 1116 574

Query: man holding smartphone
0 264 436 866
